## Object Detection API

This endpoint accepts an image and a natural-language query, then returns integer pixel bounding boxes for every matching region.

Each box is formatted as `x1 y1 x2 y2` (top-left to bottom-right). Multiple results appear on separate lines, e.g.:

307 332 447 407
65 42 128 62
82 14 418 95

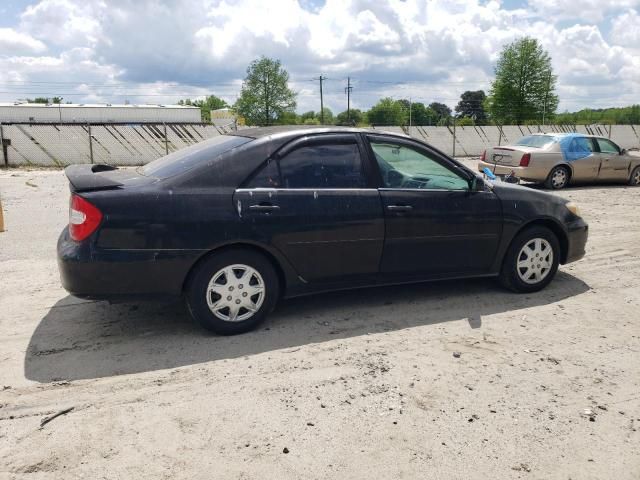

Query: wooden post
163 123 169 155
0 194 4 232
88 124 94 164
452 118 456 158
0 123 6 168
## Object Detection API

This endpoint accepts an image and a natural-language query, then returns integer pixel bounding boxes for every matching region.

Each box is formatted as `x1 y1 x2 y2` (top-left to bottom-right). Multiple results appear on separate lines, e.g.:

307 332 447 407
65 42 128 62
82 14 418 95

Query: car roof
524 132 599 139
228 125 410 141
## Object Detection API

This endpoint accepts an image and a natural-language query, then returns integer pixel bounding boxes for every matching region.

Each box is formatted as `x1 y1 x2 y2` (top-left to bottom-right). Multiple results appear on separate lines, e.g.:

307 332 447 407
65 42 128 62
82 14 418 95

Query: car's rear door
594 137 629 181
233 134 384 283
365 134 503 278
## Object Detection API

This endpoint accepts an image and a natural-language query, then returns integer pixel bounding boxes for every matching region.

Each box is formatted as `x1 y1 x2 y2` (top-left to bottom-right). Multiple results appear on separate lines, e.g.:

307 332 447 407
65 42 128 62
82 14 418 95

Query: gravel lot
1 165 639 479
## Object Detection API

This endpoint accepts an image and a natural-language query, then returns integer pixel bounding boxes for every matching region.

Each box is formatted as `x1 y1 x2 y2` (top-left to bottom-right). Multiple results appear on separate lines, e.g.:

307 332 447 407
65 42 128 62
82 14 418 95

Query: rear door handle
387 205 413 212
249 204 280 212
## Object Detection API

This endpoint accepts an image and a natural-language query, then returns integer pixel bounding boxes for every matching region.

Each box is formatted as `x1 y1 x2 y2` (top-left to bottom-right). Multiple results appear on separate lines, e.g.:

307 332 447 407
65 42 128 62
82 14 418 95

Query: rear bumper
57 227 203 299
564 218 588 264
478 161 547 182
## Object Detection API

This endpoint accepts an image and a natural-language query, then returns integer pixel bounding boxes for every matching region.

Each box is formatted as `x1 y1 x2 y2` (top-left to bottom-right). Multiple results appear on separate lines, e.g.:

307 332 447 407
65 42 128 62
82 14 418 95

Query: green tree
455 91 487 124
455 117 475 126
300 111 316 123
367 98 407 125
318 107 334 124
488 37 558 124
27 97 51 104
428 102 452 123
336 109 365 126
179 95 228 122
234 56 297 126
406 102 438 126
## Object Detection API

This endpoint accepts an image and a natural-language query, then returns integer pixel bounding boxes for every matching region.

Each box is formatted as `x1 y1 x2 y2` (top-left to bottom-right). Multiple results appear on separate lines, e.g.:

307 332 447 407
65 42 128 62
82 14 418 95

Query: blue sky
0 0 638 115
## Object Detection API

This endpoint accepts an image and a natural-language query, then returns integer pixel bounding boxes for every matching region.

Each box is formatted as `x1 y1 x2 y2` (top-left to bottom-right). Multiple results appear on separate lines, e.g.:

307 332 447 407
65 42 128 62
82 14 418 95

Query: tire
185 249 280 335
629 166 640 186
544 165 570 190
499 226 560 293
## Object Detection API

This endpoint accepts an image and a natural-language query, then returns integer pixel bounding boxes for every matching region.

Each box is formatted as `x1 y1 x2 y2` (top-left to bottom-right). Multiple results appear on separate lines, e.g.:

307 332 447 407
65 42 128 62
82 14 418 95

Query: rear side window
515 135 555 148
596 138 620 154
247 141 366 189
141 135 251 179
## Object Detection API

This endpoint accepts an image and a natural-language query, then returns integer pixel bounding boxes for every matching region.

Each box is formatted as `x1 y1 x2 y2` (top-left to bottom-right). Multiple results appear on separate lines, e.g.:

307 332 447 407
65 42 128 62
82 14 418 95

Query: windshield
141 135 251 179
515 135 555 148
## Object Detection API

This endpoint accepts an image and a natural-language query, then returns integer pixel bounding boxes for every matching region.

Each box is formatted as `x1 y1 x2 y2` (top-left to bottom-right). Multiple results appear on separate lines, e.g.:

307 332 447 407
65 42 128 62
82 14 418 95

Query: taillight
480 150 486 162
69 194 102 242
519 153 531 167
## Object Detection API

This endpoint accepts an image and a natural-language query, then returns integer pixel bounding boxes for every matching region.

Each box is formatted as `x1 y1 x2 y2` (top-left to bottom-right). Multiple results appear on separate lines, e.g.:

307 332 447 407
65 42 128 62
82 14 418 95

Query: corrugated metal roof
0 103 199 109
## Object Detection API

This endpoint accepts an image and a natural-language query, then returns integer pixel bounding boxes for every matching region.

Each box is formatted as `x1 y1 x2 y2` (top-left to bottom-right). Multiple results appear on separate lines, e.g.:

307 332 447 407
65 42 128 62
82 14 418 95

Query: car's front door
595 137 629 181
234 134 384 283
365 135 503 278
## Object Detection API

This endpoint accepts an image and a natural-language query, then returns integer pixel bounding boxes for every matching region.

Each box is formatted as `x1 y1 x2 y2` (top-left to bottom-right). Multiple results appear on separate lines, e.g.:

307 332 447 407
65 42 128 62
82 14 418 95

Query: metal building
0 103 202 124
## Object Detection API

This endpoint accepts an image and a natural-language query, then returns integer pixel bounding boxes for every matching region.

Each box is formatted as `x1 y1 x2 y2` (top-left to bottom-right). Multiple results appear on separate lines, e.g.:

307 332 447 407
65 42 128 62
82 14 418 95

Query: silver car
478 133 640 189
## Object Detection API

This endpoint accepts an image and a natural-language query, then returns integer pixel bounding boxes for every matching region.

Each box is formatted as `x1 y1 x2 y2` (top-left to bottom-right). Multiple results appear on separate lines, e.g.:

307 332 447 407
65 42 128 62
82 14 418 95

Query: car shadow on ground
25 272 590 383
526 181 632 191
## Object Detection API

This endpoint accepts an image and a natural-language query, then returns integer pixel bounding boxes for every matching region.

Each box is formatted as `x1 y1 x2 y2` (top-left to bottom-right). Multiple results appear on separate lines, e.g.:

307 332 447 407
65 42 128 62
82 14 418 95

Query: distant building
0 103 202 123
210 107 244 127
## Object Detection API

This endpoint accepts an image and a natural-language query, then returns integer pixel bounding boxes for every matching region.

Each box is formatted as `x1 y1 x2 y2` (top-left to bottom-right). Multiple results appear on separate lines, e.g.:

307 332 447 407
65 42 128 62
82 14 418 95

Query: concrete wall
1 123 639 166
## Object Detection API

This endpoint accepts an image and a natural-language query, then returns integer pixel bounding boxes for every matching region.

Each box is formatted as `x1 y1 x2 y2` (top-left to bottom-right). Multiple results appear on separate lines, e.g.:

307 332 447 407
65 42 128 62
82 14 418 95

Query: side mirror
470 176 487 192
620 148 627 155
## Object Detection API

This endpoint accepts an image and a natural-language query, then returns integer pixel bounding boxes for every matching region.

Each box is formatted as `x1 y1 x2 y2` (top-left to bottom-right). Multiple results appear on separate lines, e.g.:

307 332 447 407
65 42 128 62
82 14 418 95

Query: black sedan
58 126 588 334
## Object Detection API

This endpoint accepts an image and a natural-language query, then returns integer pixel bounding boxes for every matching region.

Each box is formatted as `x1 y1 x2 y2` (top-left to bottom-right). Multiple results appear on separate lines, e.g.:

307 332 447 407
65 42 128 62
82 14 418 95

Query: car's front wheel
186 249 279 335
544 165 570 189
499 226 560 293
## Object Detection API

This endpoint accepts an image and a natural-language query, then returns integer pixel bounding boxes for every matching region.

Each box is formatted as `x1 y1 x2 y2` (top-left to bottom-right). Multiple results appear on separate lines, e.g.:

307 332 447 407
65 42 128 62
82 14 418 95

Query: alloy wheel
206 264 265 322
632 169 640 185
516 238 554 285
551 168 567 188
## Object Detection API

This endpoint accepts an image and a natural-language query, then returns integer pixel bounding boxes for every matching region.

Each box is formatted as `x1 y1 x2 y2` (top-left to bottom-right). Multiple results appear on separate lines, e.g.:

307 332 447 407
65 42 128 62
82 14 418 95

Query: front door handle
249 203 280 212
387 205 413 212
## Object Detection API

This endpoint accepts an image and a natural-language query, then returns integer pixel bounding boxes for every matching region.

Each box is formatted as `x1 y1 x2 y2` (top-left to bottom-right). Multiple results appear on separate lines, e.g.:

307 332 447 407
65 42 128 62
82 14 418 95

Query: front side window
596 138 620 154
370 140 469 190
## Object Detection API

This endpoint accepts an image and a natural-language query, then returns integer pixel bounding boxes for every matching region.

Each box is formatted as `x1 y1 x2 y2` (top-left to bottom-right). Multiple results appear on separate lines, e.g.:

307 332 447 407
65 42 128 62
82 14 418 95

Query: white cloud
0 28 47 55
0 0 638 113
19 0 103 48
610 9 640 47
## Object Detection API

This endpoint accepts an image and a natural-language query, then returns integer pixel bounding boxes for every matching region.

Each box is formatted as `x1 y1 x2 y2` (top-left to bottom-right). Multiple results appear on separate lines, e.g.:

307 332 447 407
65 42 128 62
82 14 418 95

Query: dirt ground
1 165 639 480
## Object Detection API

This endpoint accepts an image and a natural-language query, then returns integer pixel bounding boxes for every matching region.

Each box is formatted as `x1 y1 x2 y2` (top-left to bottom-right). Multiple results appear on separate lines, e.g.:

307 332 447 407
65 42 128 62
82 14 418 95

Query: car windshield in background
515 135 555 148
141 135 251 179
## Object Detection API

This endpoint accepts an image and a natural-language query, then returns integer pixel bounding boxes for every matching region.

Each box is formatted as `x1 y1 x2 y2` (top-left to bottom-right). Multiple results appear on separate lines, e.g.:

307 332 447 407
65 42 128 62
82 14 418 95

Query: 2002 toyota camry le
58 126 588 335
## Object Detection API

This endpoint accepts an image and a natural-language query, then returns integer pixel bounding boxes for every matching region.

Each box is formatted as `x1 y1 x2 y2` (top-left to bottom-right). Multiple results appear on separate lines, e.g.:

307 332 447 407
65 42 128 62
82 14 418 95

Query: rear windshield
141 135 251 179
515 135 555 148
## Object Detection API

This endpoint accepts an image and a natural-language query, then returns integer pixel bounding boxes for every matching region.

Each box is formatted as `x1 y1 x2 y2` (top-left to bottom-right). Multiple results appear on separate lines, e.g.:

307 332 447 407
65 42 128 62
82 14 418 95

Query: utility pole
318 75 325 124
542 69 552 126
345 77 353 124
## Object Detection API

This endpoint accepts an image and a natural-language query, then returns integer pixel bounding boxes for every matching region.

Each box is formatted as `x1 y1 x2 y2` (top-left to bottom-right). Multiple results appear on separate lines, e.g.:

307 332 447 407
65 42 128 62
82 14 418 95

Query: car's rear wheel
499 226 560 293
629 166 640 186
186 249 279 335
544 165 570 189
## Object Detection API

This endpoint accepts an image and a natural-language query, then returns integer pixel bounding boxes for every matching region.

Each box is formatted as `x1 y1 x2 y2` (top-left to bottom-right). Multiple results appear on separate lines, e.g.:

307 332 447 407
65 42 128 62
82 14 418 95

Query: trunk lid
485 146 539 167
65 164 155 192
